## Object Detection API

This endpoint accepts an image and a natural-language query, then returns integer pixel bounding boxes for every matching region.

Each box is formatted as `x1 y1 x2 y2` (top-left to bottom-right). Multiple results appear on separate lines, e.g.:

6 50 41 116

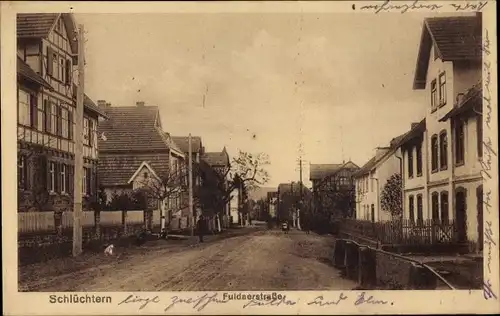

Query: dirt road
22 229 357 291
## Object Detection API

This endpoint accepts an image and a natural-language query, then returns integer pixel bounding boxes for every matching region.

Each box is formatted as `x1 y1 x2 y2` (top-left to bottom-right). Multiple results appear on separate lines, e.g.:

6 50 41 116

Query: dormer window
438 72 447 107
431 79 438 111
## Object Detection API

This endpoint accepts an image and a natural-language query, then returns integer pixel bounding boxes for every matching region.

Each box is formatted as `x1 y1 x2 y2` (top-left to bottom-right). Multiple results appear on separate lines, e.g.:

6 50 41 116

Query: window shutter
44 100 51 132
65 59 72 85
57 106 62 136
54 162 60 193
30 94 38 128
89 119 94 146
68 110 73 140
47 47 54 76
86 168 92 196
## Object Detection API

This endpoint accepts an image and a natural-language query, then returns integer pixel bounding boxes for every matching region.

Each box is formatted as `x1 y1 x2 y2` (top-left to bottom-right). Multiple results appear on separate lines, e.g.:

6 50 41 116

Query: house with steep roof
354 133 407 222
97 101 187 229
398 14 483 251
17 13 106 213
309 161 359 220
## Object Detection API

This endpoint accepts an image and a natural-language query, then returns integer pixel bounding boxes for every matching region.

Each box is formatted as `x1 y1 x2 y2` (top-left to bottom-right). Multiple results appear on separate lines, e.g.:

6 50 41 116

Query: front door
455 189 468 243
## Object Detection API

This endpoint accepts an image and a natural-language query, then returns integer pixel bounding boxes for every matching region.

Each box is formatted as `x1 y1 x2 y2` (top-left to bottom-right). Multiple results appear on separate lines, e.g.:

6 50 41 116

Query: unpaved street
24 229 357 291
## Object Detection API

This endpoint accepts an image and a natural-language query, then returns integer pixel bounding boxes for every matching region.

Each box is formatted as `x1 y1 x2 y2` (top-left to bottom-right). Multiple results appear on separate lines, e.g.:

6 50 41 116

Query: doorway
455 188 468 243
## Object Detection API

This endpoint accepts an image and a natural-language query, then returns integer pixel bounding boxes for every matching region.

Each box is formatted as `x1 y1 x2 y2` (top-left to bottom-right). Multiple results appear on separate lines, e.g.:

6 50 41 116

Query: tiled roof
395 118 427 147
97 106 169 152
17 57 52 89
17 13 78 54
163 134 185 156
98 152 170 187
309 164 343 180
414 15 482 89
83 93 108 119
171 136 202 154
277 182 311 196
202 149 229 166
440 81 482 122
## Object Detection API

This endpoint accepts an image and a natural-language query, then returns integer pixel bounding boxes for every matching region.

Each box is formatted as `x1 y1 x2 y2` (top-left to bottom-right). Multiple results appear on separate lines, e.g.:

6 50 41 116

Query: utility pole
73 24 85 257
188 134 194 236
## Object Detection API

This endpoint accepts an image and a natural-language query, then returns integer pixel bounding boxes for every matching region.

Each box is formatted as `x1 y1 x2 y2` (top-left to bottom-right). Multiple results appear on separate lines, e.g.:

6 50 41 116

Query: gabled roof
202 147 230 166
17 57 52 89
127 161 160 184
354 133 408 178
162 133 185 157
97 105 170 152
309 164 343 180
395 118 427 148
98 153 171 187
277 182 311 196
413 15 482 89
171 136 202 154
17 13 78 55
82 92 108 119
439 81 482 122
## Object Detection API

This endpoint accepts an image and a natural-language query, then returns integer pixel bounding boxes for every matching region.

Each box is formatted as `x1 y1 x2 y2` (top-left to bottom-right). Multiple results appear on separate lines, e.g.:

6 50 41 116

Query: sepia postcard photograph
1 1 499 315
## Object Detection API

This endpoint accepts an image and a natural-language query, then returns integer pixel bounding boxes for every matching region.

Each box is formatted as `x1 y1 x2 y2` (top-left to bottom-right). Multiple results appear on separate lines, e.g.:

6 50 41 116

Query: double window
431 192 439 222
430 72 447 110
43 98 74 140
438 72 447 106
47 46 72 85
431 131 448 172
440 191 449 224
416 194 423 226
408 147 414 178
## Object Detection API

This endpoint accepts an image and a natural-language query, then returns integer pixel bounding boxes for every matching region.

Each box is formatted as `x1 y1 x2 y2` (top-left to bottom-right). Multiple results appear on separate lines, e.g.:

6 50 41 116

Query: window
431 192 439 222
477 115 483 159
455 120 465 165
37 98 45 132
61 107 69 138
416 142 422 176
438 72 446 106
18 89 31 126
52 52 58 79
416 194 423 226
50 102 58 134
409 195 415 224
408 146 414 178
439 131 448 170
59 57 66 83
18 155 27 189
431 135 438 171
83 117 90 145
440 191 449 224
48 161 56 192
371 204 375 222
431 79 438 111
60 164 67 194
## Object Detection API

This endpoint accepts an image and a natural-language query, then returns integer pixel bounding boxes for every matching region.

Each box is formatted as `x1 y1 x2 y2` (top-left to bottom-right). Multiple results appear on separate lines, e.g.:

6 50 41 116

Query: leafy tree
380 173 403 220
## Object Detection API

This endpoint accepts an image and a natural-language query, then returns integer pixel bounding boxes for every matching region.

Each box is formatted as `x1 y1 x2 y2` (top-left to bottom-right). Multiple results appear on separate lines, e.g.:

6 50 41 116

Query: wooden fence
340 218 459 246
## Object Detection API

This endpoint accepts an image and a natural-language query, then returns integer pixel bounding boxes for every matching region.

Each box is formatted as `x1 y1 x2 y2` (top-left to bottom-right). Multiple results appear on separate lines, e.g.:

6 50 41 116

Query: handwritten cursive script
307 293 348 306
164 293 228 312
354 292 393 306
117 294 160 310
450 1 488 11
242 295 298 308
484 221 496 274
360 0 442 14
484 280 498 300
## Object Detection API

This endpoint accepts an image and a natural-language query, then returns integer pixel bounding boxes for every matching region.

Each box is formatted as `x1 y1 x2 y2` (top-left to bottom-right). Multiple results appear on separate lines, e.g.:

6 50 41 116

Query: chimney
97 100 107 107
375 147 390 160
105 102 111 107
136 101 145 107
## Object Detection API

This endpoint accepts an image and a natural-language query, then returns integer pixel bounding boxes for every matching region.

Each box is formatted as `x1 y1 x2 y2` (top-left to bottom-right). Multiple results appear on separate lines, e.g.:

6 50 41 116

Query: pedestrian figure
197 216 205 243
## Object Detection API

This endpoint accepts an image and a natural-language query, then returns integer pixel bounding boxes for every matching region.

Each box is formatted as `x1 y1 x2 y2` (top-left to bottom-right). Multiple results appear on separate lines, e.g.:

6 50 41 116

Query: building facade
355 136 405 222
17 13 106 213
400 15 483 250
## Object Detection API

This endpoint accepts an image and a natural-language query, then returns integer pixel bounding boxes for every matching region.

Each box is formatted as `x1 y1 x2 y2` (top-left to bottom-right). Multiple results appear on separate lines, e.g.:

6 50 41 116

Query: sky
76 12 445 188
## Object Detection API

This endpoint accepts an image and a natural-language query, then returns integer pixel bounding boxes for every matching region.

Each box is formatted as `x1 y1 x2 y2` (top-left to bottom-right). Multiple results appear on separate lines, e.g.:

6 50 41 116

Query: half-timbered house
17 13 107 213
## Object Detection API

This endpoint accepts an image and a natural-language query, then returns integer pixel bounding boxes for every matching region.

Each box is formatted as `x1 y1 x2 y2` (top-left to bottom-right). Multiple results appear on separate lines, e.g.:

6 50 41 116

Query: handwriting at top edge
359 0 442 14
450 1 488 12
484 280 498 300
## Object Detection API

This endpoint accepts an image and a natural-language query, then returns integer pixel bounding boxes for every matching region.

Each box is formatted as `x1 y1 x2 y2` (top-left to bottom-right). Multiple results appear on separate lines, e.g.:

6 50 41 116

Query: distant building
267 191 278 219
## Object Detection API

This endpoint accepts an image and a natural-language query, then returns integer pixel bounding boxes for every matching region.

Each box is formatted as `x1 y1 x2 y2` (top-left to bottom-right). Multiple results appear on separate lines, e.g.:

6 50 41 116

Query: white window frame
49 162 56 192
83 117 90 145
60 164 66 194
438 72 447 106
18 89 31 126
